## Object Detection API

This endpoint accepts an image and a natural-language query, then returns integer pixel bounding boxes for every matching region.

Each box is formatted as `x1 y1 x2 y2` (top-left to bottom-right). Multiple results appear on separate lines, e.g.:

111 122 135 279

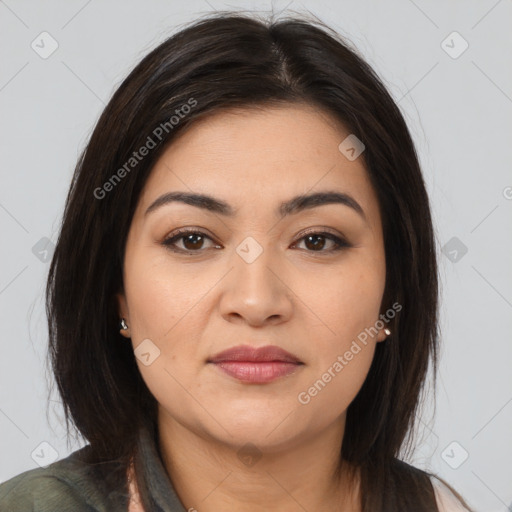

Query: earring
119 318 128 331
384 328 391 336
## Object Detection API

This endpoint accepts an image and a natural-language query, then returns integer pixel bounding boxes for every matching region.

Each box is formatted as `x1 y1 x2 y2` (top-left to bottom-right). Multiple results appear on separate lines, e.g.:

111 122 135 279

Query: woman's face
117 103 387 451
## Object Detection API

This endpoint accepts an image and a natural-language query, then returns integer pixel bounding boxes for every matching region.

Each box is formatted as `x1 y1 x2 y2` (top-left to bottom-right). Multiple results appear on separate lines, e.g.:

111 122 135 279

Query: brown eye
304 234 328 251
293 231 350 252
181 232 205 250
162 229 219 253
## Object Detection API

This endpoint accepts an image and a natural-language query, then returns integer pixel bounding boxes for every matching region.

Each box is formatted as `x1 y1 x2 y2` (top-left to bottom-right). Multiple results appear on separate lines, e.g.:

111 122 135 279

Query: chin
200 406 306 448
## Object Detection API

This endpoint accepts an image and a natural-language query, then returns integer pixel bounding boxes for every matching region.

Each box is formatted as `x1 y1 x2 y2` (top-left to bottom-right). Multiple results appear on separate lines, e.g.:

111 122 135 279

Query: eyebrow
144 190 367 222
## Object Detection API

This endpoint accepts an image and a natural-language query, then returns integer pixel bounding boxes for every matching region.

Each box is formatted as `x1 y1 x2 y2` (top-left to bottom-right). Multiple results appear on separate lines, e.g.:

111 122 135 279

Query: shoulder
0 469 87 511
430 476 472 512
389 459 472 511
0 445 129 512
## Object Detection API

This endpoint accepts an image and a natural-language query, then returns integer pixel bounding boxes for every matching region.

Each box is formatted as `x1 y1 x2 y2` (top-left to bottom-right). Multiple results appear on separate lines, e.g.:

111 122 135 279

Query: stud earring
384 328 391 336
119 318 128 331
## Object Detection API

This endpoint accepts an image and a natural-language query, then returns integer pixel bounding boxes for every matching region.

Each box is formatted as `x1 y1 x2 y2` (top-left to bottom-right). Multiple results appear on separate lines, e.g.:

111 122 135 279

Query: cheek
296 266 383 410
123 251 212 395
298 335 377 419
302 264 385 341
124 251 213 341
135 357 198 424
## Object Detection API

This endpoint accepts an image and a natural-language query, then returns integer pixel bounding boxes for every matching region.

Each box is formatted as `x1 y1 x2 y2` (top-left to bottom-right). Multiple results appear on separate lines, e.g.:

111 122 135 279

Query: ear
375 316 392 343
116 291 131 338
376 327 389 343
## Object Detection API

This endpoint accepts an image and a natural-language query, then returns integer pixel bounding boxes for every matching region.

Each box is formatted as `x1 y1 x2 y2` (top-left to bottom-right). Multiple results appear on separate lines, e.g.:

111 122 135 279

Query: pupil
184 234 203 250
306 234 325 251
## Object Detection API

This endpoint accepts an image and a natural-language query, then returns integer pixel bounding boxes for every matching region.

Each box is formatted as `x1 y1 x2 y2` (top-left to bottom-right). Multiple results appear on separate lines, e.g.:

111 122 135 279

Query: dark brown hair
46 9 474 511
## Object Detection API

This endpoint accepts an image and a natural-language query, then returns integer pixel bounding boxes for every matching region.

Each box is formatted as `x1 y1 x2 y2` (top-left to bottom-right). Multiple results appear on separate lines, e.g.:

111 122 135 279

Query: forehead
135 104 381 229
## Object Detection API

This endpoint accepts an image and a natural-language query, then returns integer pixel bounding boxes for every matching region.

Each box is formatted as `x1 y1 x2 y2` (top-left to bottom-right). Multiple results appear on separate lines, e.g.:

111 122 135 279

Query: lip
208 344 302 364
207 345 304 384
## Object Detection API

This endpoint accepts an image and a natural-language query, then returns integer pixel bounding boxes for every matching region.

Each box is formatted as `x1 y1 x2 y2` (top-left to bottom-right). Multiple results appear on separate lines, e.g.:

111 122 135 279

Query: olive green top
0 424 187 511
0 423 466 511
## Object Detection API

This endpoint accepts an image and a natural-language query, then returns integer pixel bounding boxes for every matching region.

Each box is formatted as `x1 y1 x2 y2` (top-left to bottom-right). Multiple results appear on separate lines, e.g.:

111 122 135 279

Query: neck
156 411 360 512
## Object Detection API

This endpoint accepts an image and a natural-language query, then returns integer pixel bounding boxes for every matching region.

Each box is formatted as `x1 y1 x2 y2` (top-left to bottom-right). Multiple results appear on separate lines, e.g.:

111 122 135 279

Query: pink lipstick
207 345 303 384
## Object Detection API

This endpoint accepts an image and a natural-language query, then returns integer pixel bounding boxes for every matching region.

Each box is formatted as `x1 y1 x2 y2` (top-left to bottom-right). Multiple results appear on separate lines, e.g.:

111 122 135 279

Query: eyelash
161 228 350 255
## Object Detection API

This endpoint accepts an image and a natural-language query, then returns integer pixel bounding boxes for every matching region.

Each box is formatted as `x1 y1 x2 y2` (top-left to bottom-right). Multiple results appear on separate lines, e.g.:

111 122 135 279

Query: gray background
1 1 511 511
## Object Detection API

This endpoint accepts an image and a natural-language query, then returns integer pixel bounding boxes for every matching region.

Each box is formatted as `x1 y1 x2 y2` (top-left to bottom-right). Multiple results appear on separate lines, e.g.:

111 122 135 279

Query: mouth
207 344 304 384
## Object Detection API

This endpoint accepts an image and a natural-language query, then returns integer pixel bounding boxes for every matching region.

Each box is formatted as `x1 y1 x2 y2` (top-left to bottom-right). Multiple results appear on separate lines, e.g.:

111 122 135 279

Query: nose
218 243 293 327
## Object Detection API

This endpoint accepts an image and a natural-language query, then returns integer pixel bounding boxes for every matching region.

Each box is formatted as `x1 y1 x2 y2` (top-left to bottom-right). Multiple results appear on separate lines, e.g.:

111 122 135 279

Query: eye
162 228 220 253
162 228 350 255
291 230 350 253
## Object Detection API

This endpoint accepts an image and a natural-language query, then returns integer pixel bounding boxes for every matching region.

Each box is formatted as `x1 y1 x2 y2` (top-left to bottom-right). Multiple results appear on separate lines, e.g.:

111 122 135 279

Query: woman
0 10 475 512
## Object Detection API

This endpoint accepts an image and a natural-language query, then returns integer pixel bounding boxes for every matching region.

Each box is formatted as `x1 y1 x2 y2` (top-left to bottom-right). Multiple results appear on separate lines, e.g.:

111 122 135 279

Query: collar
127 423 187 512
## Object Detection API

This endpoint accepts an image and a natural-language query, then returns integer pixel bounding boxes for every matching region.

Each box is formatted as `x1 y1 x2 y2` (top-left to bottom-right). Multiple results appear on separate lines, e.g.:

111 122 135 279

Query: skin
117 103 388 511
